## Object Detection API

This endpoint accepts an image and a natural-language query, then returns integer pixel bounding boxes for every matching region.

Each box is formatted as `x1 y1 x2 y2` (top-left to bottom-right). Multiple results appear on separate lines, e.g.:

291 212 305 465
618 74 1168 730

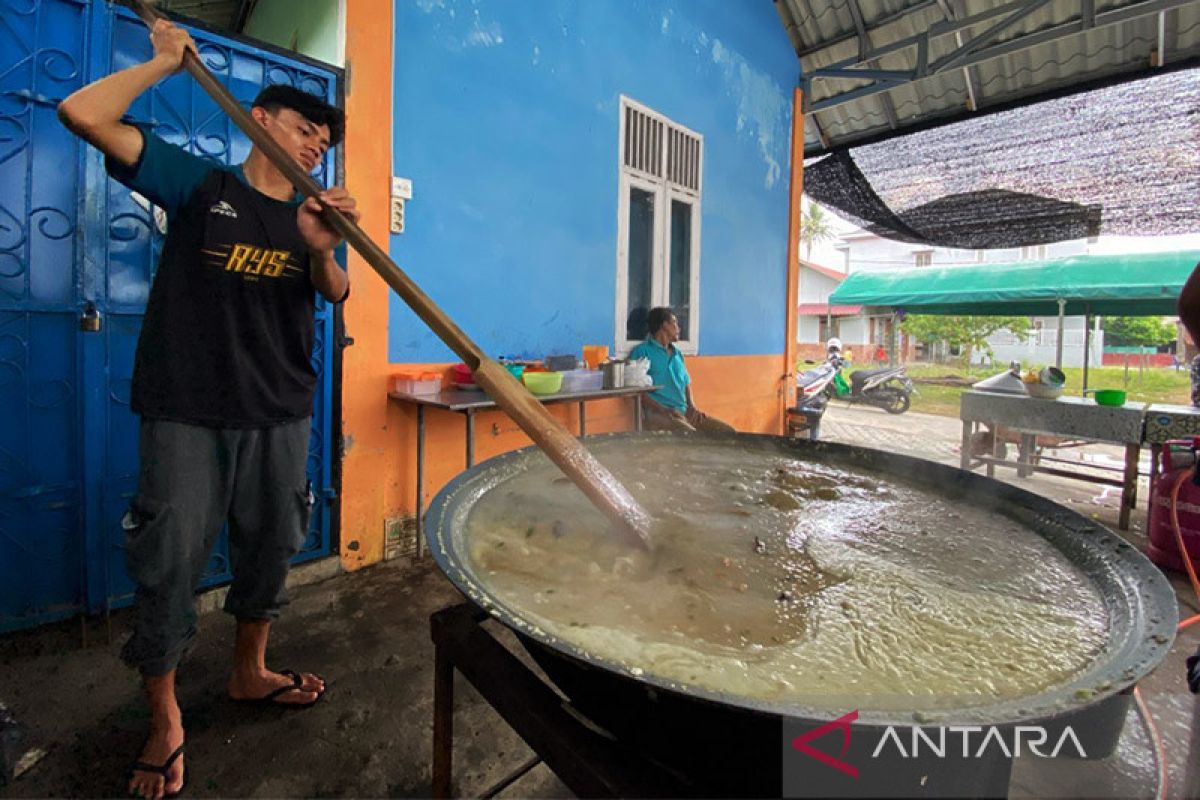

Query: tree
800 202 835 260
1102 316 1175 348
902 315 1032 366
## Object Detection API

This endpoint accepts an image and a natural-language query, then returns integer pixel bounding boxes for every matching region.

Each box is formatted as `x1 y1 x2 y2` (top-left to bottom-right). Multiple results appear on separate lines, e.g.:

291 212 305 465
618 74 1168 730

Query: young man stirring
58 18 358 800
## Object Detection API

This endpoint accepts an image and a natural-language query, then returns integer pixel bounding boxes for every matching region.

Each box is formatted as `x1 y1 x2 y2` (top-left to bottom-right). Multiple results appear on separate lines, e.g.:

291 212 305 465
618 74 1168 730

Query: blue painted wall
389 0 795 361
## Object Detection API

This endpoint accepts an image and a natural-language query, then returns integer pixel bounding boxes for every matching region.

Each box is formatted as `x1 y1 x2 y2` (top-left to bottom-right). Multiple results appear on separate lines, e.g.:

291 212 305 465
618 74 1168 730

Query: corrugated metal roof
777 0 1200 156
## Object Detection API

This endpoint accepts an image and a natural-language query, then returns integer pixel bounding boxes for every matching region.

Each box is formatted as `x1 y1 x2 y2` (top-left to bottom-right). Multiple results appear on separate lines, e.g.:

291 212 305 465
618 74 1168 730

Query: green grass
900 363 1192 418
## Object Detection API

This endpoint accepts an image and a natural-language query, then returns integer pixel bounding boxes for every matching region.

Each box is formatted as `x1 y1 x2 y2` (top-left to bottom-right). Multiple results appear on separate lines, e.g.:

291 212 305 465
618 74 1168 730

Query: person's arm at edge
641 391 686 420
1179 261 1200 346
310 247 349 304
641 391 674 413
300 193 355 303
684 384 710 423
57 19 194 168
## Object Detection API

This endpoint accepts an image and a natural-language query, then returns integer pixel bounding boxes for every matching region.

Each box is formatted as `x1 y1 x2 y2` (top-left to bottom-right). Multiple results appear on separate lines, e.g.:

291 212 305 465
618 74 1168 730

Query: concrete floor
0 554 570 799
1 405 1198 799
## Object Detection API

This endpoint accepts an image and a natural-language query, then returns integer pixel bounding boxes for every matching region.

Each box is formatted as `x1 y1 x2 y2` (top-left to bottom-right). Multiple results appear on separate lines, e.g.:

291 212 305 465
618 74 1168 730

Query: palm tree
800 201 835 260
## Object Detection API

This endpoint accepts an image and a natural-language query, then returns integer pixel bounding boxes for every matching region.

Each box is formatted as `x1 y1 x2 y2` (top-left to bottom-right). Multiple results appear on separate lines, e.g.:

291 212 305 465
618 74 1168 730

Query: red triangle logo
790 710 859 778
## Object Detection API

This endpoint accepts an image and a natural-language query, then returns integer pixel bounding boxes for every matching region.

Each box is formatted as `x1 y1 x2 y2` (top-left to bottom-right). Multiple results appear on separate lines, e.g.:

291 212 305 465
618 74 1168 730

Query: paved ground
0 557 569 799
1 407 1197 799
822 402 1161 535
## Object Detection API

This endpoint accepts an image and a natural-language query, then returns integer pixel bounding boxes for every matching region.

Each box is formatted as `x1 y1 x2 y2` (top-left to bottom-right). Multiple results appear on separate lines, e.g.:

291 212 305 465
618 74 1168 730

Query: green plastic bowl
1089 388 1127 407
523 371 563 395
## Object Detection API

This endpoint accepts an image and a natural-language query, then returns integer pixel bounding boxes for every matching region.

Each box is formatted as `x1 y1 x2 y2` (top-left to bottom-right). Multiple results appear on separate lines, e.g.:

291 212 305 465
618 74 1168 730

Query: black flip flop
129 742 186 799
231 669 324 709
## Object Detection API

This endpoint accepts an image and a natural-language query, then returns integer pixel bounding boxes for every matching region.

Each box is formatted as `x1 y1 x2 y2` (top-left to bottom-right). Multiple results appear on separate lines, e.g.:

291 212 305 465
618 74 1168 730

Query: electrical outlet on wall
390 197 405 234
389 176 411 234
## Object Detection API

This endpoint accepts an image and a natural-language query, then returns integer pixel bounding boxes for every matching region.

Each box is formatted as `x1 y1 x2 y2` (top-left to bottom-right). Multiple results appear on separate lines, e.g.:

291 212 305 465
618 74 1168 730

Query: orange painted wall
688 355 789 434
782 87 804 429
338 0 397 570
380 355 787 526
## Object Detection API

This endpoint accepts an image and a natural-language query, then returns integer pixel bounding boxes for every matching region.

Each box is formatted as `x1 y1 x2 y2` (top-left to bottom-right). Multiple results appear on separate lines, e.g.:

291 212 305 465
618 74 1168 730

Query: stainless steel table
388 384 660 555
959 391 1147 530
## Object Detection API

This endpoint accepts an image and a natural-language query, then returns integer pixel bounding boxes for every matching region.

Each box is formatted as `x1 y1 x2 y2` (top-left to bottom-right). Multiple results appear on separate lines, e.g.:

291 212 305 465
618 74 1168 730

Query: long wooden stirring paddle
119 0 653 549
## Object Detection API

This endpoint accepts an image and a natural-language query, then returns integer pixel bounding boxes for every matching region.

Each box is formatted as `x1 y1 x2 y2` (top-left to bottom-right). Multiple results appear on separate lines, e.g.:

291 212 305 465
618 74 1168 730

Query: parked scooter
789 359 839 440
827 355 915 414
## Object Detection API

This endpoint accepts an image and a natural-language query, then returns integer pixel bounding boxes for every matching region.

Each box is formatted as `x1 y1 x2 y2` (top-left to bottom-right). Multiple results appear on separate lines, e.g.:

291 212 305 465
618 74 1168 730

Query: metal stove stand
430 603 693 799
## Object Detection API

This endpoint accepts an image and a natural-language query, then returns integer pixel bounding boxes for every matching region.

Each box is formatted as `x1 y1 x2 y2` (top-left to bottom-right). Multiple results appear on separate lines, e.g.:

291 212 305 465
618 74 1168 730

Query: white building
801 228 1103 367
830 232 1085 274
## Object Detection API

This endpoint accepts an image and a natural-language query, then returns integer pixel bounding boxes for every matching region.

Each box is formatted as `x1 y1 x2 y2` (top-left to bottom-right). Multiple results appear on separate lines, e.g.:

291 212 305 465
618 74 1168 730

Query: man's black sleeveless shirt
107 127 317 427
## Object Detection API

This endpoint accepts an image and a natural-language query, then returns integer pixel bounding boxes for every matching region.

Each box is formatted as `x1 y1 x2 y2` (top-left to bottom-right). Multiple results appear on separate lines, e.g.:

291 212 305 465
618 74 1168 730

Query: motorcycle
788 359 840 440
827 356 915 414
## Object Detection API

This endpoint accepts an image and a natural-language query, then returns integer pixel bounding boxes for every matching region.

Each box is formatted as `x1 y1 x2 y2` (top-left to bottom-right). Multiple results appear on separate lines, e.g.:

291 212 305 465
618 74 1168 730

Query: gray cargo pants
120 417 313 676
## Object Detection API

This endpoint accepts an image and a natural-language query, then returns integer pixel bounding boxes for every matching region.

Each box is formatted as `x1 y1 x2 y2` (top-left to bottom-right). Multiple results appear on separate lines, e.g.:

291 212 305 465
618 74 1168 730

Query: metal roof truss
801 0 1195 115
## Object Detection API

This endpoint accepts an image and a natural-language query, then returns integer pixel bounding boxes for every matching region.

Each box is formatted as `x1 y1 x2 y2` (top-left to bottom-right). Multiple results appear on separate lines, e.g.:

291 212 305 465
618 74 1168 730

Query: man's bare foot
129 716 185 800
227 668 324 706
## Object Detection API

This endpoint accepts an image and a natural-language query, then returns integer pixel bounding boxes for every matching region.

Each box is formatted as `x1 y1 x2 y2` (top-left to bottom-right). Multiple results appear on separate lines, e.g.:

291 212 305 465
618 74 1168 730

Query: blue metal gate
0 0 340 632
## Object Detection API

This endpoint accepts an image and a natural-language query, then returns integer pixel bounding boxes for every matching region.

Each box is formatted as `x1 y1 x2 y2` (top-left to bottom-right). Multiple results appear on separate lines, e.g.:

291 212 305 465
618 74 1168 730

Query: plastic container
504 363 526 380
393 371 442 395
523 371 563 395
544 354 578 371
560 369 603 393
582 345 609 370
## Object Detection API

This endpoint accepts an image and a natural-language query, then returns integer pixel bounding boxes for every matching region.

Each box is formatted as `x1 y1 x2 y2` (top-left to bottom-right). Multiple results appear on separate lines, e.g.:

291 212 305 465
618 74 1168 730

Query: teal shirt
629 338 690 413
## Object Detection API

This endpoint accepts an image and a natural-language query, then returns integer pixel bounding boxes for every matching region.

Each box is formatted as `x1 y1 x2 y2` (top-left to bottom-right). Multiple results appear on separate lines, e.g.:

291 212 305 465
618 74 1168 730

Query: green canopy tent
827 250 1200 390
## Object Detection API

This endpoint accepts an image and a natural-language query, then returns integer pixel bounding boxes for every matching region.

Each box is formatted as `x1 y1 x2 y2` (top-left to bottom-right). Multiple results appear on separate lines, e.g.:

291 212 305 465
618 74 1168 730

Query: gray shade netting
804 67 1200 249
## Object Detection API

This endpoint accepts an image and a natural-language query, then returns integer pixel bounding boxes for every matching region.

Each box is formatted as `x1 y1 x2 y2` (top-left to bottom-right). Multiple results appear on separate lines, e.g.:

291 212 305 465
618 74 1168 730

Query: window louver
624 106 663 177
667 126 700 192
623 103 701 193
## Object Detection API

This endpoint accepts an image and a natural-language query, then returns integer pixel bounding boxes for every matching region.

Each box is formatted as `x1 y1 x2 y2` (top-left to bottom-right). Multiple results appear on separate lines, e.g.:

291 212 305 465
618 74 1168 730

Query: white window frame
614 96 702 355
665 186 701 334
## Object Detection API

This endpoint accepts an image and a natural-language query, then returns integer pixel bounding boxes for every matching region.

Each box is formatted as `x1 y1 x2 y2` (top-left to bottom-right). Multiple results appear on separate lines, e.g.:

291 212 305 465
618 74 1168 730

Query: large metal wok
425 432 1176 798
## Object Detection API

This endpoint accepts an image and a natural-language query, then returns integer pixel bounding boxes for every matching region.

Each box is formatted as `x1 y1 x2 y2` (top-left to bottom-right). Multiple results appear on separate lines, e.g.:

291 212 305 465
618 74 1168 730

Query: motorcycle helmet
826 337 843 353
